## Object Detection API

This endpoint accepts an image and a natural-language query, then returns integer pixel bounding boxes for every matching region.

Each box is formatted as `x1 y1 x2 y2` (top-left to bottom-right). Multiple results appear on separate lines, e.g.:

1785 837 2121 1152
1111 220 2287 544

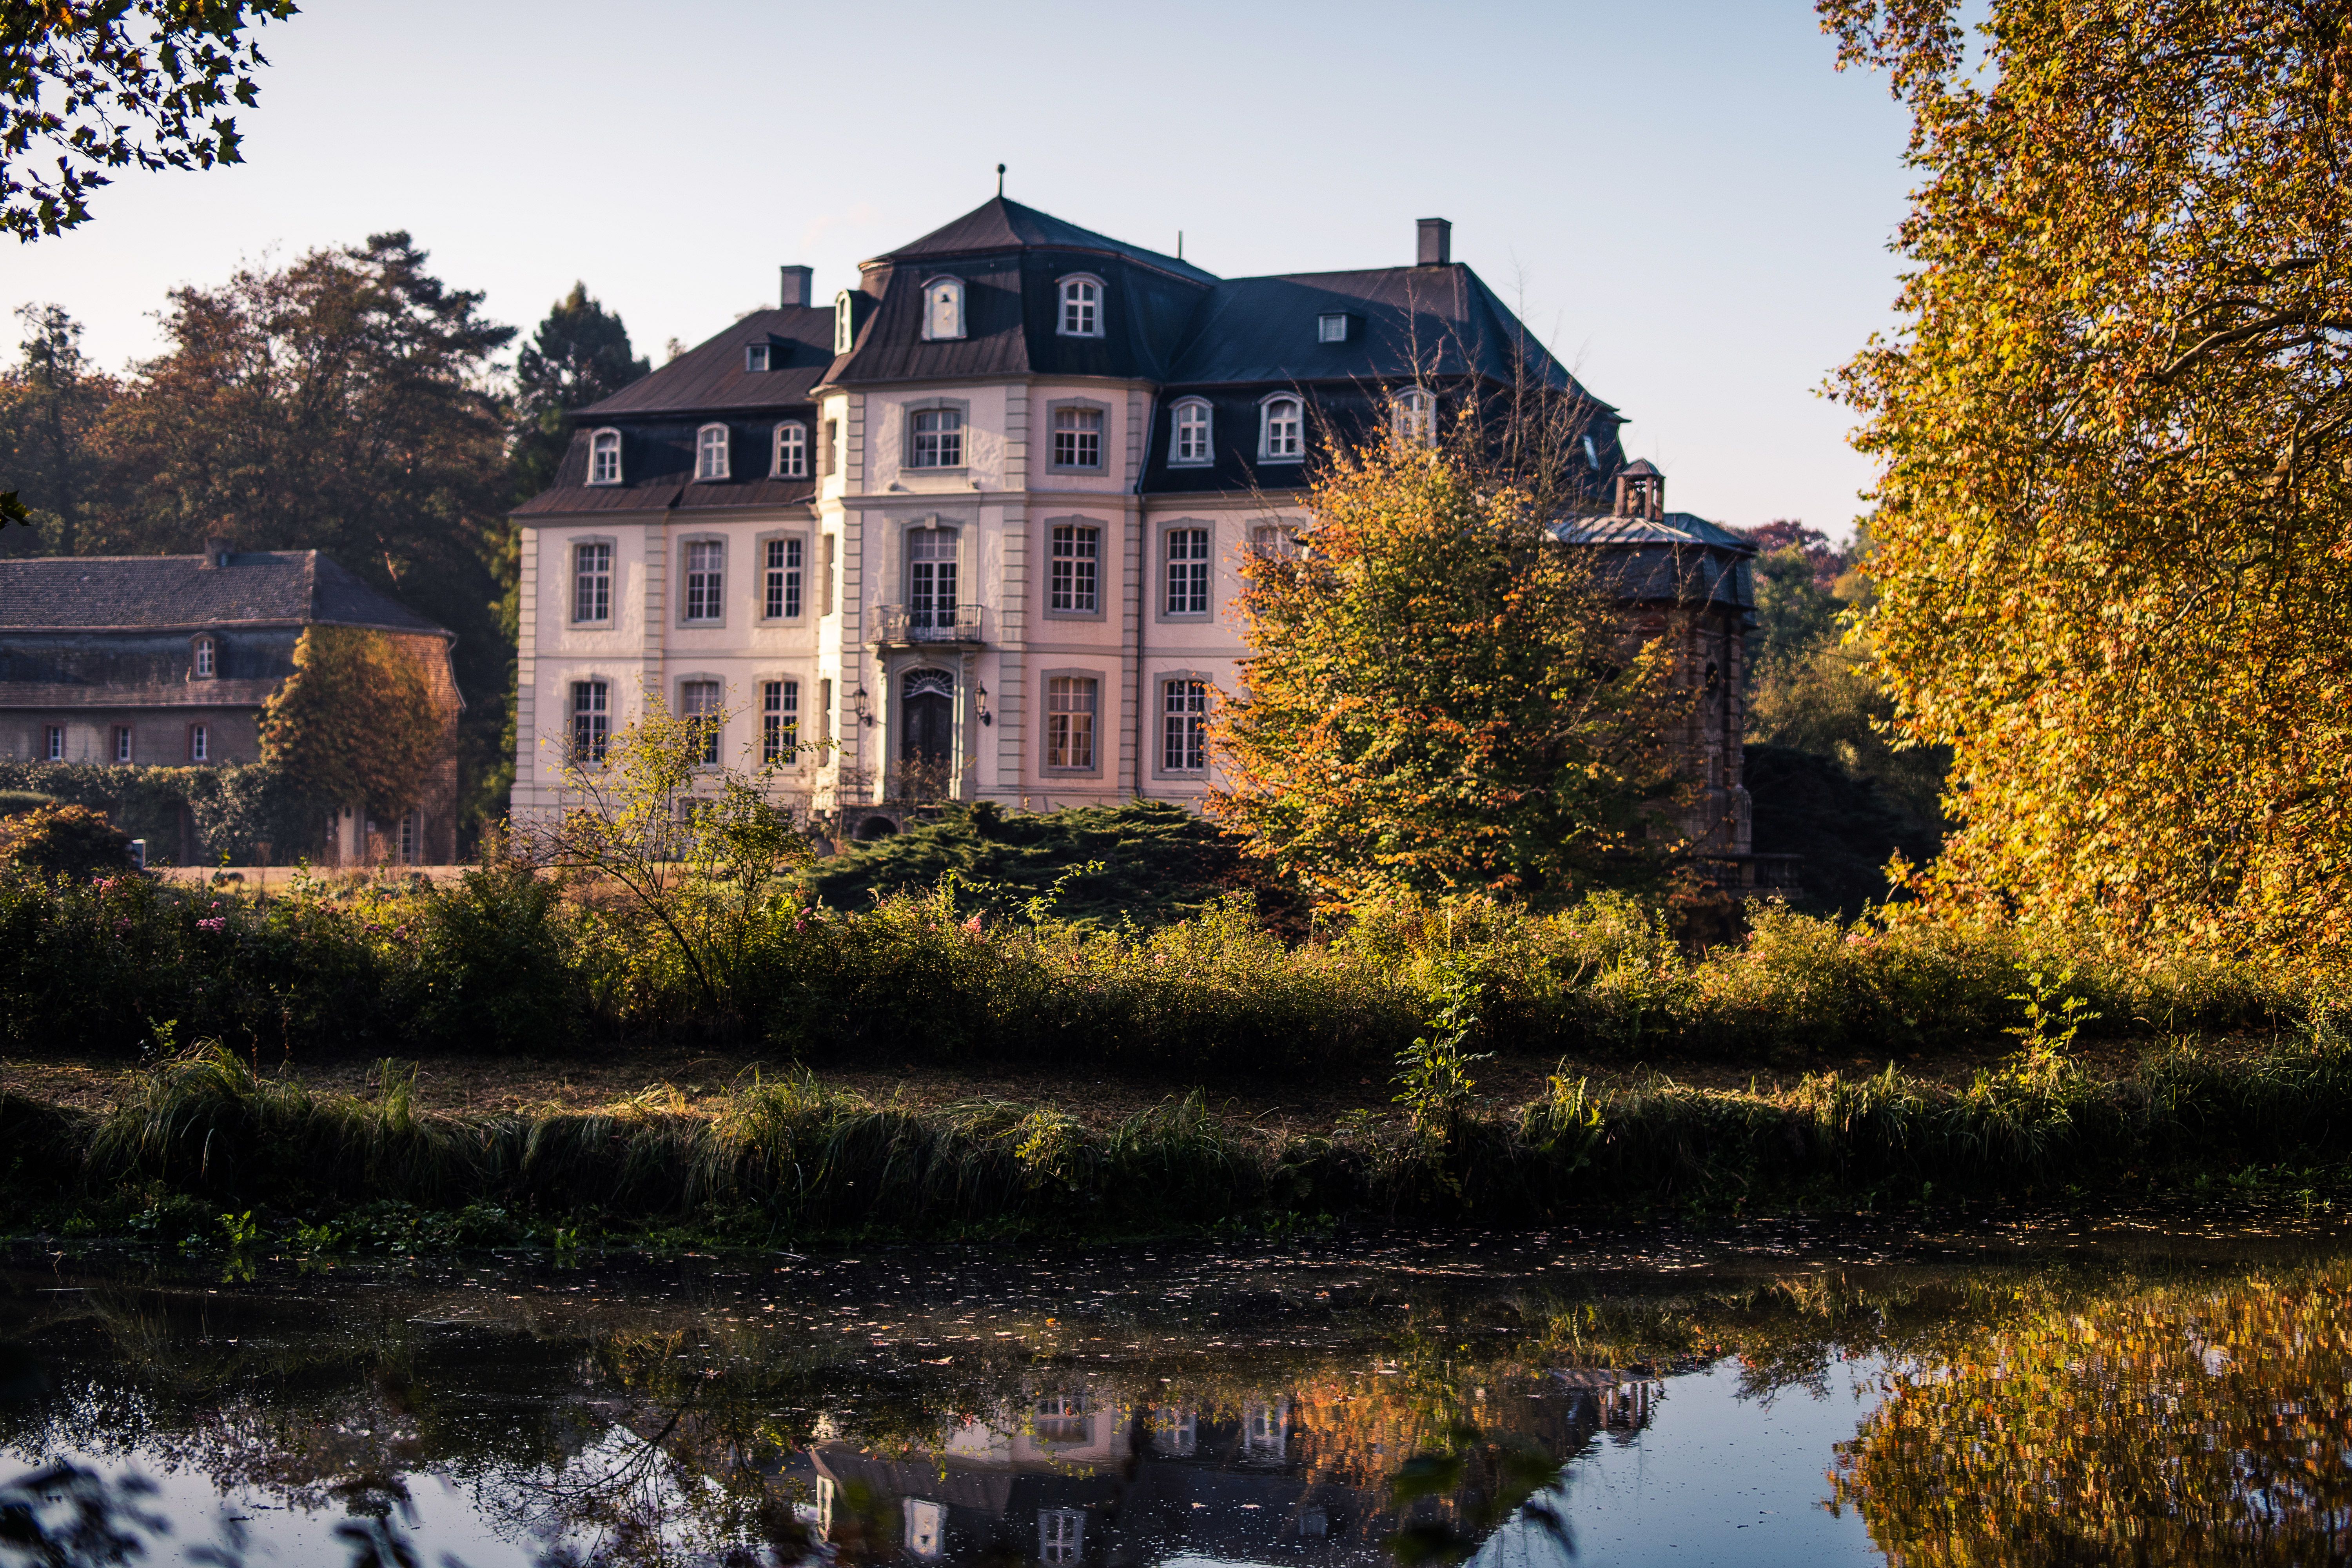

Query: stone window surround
586 426 624 486
1045 396 1111 475
694 422 733 483
771 419 809 479
566 672 618 764
568 534 618 627
755 529 810 623
758 672 804 769
920 276 967 342
1056 272 1106 338
1042 514 1107 622
1038 665 1107 778
1153 519 1216 624
895 513 969 617
189 631 220 679
902 396 971 472
1151 669 1216 780
674 671 728 769
1257 393 1305 464
1168 397 1213 467
676 534 728 628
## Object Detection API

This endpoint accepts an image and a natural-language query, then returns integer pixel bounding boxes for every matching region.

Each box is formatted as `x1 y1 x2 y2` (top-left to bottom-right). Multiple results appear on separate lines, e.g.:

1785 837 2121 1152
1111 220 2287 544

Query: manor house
509 198 1755 855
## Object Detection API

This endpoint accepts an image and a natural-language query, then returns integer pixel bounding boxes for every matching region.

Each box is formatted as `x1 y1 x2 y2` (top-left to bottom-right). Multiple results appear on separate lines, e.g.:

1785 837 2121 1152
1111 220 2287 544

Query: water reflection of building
809 1372 1658 1564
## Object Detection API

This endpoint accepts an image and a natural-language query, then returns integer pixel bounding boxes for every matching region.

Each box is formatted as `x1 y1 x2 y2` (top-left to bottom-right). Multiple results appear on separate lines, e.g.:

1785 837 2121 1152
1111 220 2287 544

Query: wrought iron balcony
871 603 984 646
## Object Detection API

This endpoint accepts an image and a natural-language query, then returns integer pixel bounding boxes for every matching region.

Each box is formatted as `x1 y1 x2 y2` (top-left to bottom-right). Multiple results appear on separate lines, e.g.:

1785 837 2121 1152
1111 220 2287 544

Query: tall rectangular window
571 680 609 762
1039 1510 1084 1567
1049 524 1099 613
1173 401 1210 464
399 810 421 864
589 429 621 484
909 407 962 468
773 422 807 478
43 724 63 761
681 679 723 766
1046 676 1097 770
1053 407 1102 469
762 679 799 764
187 724 209 762
765 537 803 618
112 726 132 764
574 541 612 623
1163 679 1208 772
684 540 723 622
1165 528 1209 615
1261 397 1303 460
908 528 957 630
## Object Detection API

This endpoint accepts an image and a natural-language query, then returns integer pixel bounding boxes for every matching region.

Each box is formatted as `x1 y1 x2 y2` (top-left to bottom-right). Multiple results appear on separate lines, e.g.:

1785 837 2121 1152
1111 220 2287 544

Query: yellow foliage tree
258 626 443 814
1824 0 2352 959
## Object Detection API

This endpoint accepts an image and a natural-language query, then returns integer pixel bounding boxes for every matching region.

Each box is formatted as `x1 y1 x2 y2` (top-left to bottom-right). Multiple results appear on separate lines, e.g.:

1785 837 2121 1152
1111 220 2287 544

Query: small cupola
1614 459 1665 521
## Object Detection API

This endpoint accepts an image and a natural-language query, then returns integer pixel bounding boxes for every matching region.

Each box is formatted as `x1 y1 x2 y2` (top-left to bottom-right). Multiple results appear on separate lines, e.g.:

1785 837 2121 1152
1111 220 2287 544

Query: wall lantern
852 686 872 727
976 684 993 727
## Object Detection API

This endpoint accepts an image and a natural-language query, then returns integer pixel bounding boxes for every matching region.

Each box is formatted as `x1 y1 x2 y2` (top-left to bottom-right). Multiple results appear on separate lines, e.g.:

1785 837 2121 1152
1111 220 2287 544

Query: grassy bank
0 860 2312 1070
7 1033 2352 1248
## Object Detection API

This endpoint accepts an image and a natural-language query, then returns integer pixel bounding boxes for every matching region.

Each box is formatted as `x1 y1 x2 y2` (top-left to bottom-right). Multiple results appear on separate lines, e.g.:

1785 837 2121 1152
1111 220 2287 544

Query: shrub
1 804 134 877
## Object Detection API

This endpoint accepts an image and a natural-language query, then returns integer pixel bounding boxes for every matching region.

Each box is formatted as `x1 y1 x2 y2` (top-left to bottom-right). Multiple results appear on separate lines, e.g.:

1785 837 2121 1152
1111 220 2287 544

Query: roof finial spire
996 163 1005 197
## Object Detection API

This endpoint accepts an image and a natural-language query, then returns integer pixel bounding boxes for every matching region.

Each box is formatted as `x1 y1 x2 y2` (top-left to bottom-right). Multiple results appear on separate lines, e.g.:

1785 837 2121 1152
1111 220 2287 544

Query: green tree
1822 0 2352 959
257 626 445 816
0 304 116 555
508 282 648 502
0 0 297 240
1209 437 1681 909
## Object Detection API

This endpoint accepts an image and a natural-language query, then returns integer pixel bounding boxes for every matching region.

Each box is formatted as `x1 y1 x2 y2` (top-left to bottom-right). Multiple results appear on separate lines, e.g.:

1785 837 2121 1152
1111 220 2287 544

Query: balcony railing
871 603 984 645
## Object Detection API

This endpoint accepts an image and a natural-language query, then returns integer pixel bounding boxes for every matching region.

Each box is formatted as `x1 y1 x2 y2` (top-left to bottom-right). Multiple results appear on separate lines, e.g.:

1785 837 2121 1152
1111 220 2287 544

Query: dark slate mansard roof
0 550 449 635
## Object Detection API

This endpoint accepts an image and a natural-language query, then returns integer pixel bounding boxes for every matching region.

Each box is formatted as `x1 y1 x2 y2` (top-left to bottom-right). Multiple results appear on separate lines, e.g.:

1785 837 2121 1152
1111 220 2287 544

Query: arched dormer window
1171 398 1212 466
588 427 622 485
1258 395 1304 463
1392 388 1435 446
772 421 808 479
191 634 218 680
922 277 966 341
1058 275 1103 338
834 290 857 355
696 423 731 482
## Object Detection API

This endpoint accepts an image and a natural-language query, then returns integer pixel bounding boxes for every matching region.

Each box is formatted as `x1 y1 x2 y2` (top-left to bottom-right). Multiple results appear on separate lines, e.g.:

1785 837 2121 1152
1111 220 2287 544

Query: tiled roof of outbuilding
0 552 447 635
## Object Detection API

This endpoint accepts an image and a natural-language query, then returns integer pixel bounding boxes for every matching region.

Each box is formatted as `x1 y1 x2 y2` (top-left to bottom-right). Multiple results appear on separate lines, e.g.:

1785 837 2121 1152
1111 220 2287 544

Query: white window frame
191 633 217 679
695 423 731 482
1042 672 1100 774
833 291 857 355
678 677 724 767
571 678 611 763
571 539 613 625
1170 398 1212 466
42 724 63 761
1047 521 1102 617
771 420 808 479
1160 675 1210 775
1039 1510 1085 1566
187 723 209 762
907 403 966 470
761 533 805 620
907 524 960 630
112 725 132 764
921 276 966 341
587 427 622 485
1057 274 1103 338
1259 395 1305 463
1047 399 1107 473
1160 523 1211 620
744 342 770 373
761 678 799 765
680 537 726 626
1318 312 1350 343
399 809 422 865
1393 387 1436 445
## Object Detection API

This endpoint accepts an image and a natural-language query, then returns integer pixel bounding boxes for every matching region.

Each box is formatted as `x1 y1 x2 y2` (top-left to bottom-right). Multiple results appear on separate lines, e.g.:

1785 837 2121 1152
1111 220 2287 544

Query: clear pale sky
3 0 1916 539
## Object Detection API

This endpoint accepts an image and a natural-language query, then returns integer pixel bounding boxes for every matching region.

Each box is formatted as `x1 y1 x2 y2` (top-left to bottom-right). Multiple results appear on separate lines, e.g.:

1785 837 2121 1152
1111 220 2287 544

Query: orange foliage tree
257 625 443 815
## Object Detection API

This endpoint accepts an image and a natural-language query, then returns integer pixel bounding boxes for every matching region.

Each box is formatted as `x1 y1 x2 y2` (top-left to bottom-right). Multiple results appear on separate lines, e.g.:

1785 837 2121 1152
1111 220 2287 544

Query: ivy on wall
258 626 444 816
0 760 321 865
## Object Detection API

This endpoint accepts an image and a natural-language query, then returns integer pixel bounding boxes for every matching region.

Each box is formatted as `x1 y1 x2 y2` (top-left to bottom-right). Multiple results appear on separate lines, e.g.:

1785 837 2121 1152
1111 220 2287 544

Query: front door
899 668 953 797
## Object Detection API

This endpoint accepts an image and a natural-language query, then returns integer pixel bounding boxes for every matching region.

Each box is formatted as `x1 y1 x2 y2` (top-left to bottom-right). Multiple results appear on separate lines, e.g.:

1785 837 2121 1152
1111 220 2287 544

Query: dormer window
1259 396 1304 463
834 291 857 354
773 421 808 479
588 428 622 485
696 423 731 481
1317 313 1350 344
1058 276 1103 337
922 277 965 341
192 635 217 680
1171 398 1212 465
745 342 771 373
1392 388 1434 445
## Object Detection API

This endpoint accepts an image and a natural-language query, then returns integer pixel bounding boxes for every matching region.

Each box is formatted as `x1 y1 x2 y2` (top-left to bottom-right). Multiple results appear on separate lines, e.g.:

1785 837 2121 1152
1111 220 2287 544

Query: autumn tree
1823 0 2352 958
0 303 115 554
508 282 649 502
257 626 445 816
1209 437 1680 909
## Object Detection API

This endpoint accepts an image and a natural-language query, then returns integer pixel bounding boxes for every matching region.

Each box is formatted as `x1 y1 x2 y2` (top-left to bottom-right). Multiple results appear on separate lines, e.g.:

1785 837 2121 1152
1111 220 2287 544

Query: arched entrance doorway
898 667 954 799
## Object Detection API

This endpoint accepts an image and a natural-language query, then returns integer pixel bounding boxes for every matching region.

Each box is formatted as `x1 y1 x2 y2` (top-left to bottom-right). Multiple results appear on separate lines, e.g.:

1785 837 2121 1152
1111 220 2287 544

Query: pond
2 1212 2348 1566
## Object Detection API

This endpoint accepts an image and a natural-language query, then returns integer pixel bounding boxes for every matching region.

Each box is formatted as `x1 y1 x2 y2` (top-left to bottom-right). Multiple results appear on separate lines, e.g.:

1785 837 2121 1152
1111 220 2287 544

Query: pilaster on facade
514 526 540 798
1118 500 1143 794
995 499 1028 794
641 511 670 707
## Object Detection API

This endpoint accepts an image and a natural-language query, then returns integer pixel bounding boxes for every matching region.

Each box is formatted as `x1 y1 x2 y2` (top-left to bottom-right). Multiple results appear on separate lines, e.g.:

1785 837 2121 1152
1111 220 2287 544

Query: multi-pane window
42 724 63 761
908 527 957 630
744 342 770 373
764 537 803 618
1261 396 1303 460
1050 524 1099 613
684 540 724 622
112 726 132 764
573 541 611 623
834 292 856 354
1393 388 1435 445
680 679 723 766
1165 528 1210 615
923 278 964 340
909 407 963 468
187 724 208 762
1052 407 1102 469
772 421 807 478
762 680 799 764
1318 312 1349 343
1252 523 1299 559
1163 678 1208 772
1039 1511 1084 1567
1059 277 1100 336
589 429 621 484
1034 1394 1091 1445
571 680 609 762
1172 400 1211 464
695 423 730 481
1046 676 1098 770
192 635 216 678
399 810 421 865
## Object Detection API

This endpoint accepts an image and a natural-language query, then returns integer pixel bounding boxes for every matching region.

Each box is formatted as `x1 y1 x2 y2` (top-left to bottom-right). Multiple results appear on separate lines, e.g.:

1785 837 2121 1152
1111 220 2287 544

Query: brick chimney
1417 218 1452 266
200 536 232 568
779 265 814 308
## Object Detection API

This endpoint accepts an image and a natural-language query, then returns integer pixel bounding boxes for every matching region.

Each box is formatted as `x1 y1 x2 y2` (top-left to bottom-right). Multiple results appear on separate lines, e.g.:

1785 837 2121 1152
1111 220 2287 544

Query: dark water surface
2 1213 2349 1566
